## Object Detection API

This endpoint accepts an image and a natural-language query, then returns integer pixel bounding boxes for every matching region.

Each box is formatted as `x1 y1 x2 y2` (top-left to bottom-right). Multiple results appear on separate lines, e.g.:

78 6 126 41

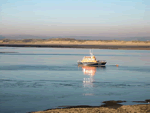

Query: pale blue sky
0 0 150 38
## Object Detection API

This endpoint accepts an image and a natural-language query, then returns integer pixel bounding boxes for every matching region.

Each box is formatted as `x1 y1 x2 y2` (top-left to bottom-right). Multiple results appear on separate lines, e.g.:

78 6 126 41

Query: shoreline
31 104 150 113
30 100 150 113
0 44 150 50
1 38 150 50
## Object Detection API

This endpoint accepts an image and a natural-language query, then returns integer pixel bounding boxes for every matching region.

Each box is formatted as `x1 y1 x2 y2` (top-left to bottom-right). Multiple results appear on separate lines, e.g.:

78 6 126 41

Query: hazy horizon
0 34 150 41
0 0 150 39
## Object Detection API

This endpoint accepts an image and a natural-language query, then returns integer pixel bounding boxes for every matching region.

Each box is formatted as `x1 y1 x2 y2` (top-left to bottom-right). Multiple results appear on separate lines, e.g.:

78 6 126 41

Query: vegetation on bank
0 38 150 43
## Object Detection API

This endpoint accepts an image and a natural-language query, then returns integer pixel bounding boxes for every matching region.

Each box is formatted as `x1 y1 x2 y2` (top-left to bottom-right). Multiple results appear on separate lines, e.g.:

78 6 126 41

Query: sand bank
0 39 150 50
0 43 150 50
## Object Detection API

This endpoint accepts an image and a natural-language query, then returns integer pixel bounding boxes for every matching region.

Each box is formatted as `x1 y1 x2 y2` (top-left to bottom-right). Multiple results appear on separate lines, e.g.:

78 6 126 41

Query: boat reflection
78 66 106 87
78 66 106 96
82 66 96 76
82 66 96 83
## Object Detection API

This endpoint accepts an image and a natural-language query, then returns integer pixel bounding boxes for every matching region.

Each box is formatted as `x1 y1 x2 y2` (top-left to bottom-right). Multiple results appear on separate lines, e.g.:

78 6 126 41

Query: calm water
0 47 150 113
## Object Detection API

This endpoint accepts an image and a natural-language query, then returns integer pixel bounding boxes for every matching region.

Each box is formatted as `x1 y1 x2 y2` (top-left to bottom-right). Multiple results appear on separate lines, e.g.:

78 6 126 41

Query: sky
0 0 150 39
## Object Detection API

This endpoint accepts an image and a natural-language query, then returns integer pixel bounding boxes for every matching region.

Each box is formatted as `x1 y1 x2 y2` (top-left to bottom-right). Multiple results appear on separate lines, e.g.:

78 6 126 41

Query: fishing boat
77 50 106 66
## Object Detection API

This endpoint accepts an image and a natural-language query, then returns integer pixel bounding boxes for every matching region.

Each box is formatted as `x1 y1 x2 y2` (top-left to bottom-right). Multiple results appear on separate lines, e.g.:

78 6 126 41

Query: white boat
77 50 106 66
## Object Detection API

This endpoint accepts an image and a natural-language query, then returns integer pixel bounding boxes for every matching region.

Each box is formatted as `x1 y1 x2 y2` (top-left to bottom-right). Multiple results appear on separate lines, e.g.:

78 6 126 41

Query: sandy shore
29 100 150 113
0 39 150 50
1 43 150 50
31 104 150 113
1 38 150 46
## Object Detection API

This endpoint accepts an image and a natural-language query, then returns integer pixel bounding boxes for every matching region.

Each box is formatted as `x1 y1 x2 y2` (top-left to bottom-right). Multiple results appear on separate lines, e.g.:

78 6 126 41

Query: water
0 47 150 113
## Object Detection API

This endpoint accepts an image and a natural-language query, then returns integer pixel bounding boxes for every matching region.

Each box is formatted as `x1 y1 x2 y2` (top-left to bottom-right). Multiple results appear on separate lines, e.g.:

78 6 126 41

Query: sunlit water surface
0 47 150 113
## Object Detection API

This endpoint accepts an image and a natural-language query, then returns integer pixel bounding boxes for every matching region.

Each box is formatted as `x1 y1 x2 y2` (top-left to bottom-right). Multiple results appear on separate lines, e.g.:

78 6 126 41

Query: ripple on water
0 79 149 89
0 65 78 71
0 80 44 88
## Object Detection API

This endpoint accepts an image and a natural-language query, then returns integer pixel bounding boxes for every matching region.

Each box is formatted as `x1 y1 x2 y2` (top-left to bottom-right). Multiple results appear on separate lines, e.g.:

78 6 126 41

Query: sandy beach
0 38 150 50
30 100 150 113
31 104 150 113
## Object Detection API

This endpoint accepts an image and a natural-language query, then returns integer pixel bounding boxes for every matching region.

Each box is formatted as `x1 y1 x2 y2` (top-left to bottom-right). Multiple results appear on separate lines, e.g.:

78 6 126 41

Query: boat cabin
81 55 97 63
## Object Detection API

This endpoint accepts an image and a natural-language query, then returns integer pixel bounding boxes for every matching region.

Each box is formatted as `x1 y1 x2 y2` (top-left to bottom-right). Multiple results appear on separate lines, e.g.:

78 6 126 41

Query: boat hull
78 61 106 66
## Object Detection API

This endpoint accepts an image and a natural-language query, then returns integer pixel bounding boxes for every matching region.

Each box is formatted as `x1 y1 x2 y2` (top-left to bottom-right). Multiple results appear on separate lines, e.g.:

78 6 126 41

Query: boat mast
90 49 93 56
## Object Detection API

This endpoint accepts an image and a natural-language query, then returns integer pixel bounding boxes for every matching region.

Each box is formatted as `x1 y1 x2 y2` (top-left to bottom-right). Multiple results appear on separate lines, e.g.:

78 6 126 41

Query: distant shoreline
0 38 150 50
0 44 150 50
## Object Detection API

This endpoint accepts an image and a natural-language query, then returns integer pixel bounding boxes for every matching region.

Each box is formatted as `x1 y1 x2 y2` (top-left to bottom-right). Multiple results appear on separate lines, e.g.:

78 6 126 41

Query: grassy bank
0 38 150 46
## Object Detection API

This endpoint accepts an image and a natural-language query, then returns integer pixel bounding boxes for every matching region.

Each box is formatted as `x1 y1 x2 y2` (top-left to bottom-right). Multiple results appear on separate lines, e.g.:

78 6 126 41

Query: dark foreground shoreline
0 44 150 50
30 104 150 113
29 100 150 113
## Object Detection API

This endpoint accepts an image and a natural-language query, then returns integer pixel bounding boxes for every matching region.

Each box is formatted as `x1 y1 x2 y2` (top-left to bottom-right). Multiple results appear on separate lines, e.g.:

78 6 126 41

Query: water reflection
78 66 105 96
82 66 96 84
79 66 106 85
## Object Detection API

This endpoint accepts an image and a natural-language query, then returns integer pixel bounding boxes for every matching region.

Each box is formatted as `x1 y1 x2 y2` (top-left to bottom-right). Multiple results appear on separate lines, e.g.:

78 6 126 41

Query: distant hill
59 36 150 41
134 37 150 41
3 35 50 39
121 37 150 41
1 35 150 41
